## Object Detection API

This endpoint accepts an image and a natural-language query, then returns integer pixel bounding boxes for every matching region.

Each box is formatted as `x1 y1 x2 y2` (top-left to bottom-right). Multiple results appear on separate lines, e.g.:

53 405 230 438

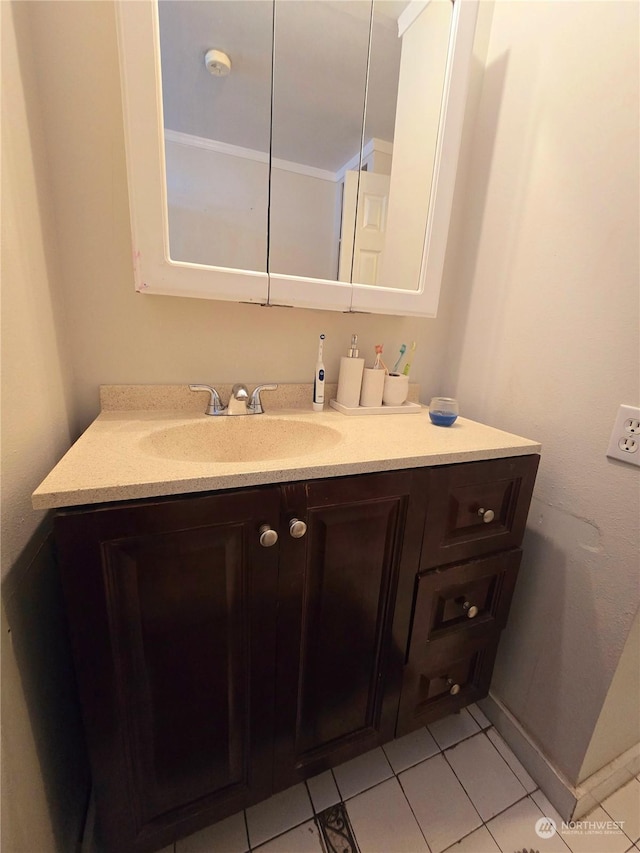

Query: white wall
579 608 640 783
1 3 88 850
166 139 341 280
442 0 639 784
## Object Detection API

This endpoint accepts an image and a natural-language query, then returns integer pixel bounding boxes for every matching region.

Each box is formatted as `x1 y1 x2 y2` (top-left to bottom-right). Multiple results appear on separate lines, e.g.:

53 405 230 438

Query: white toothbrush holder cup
360 368 385 407
382 373 409 407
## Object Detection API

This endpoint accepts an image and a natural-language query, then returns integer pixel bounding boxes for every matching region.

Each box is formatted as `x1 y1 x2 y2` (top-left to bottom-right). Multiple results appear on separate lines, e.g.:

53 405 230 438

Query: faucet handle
189 384 226 416
248 384 278 414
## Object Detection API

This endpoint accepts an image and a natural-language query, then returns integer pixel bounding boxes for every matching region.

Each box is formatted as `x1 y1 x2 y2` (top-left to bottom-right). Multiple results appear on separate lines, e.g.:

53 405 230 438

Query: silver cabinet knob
446 678 461 695
478 507 495 523
258 524 278 547
289 518 307 539
463 601 479 618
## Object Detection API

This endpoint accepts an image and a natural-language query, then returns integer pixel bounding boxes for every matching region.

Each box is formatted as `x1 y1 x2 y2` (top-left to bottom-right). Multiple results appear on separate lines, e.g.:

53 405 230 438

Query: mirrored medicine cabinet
116 0 478 316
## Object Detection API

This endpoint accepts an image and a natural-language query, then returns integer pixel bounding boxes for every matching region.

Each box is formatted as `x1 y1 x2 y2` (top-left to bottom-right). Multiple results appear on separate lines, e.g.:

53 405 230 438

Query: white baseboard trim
573 742 640 819
478 693 640 821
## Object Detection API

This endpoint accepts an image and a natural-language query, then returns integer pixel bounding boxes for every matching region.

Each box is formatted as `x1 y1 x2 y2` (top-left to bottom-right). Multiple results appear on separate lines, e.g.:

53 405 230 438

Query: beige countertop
32 385 541 509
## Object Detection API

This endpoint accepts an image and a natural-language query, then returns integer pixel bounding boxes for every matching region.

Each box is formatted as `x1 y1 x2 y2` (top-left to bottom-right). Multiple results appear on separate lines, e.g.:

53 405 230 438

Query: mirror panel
159 0 273 272
269 0 373 283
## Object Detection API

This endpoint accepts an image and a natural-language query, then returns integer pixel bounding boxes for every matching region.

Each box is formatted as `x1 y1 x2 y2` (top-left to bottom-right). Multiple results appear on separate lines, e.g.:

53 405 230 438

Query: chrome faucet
189 383 277 416
227 383 250 416
189 384 226 415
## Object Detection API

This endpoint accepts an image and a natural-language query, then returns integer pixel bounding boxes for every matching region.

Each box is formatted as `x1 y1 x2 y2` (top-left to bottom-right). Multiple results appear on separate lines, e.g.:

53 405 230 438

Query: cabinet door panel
274 470 427 788
296 499 399 754
56 488 280 853
104 525 246 821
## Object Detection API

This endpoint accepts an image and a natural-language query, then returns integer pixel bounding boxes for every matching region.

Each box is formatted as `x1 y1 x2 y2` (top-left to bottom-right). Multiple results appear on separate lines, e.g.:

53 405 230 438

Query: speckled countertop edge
33 385 541 510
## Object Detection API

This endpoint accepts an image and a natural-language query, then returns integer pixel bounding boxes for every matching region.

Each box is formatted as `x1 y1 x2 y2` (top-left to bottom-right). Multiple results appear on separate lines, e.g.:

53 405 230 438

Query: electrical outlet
607 404 640 466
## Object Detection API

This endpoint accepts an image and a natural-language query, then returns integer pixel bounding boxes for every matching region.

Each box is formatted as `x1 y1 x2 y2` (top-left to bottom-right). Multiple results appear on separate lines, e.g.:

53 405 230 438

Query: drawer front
408 550 522 659
421 455 539 568
396 635 499 735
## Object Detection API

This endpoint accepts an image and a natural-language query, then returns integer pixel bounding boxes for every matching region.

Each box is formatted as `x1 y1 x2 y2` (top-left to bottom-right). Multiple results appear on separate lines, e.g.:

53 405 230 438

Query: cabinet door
273 470 427 789
55 488 281 853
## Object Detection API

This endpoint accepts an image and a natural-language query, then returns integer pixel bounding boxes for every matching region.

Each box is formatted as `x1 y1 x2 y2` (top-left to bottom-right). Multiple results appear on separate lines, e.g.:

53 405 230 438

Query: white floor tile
346 777 429 853
486 796 570 852
559 806 632 853
177 811 248 853
531 789 567 829
602 778 640 842
333 747 393 800
399 753 482 853
486 727 538 794
382 727 439 773
443 825 501 853
445 732 527 821
246 783 313 849
467 703 492 729
253 820 324 853
306 770 340 814
428 708 481 750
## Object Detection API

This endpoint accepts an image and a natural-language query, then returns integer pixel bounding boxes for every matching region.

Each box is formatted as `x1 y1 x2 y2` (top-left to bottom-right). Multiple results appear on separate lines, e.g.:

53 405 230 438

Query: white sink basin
140 417 343 463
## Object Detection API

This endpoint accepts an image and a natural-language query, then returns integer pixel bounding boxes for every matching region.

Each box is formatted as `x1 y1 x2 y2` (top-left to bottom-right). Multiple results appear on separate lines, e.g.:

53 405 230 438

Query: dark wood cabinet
55 487 282 852
396 453 539 735
53 455 538 853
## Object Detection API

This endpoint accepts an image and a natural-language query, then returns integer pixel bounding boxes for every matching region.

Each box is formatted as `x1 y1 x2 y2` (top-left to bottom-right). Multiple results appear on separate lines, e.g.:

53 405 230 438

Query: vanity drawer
421 455 539 568
407 550 521 659
396 634 499 735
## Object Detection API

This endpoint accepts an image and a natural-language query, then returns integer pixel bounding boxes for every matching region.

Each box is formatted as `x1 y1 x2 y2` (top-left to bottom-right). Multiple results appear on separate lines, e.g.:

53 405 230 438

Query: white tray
329 399 423 416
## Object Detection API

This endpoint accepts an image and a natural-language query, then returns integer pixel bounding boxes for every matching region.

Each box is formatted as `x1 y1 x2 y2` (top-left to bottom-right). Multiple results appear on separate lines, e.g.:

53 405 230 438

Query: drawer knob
289 518 307 539
463 601 479 618
258 524 279 547
446 678 461 695
478 507 495 523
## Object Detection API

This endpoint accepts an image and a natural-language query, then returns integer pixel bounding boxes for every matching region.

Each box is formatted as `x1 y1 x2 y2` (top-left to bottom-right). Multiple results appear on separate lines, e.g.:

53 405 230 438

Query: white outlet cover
607 404 640 467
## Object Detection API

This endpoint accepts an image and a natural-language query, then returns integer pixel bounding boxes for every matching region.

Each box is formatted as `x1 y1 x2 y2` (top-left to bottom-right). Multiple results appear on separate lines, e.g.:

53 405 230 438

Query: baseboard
478 693 640 821
573 742 640 819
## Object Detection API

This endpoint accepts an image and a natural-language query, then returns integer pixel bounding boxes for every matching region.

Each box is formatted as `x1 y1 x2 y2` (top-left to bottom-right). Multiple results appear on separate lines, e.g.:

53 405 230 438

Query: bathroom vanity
34 387 540 853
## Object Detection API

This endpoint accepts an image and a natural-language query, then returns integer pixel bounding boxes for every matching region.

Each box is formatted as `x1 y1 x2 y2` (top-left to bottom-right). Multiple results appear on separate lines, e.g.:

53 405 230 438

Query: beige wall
442 0 640 784
1 3 89 851
580 608 640 783
2 0 638 847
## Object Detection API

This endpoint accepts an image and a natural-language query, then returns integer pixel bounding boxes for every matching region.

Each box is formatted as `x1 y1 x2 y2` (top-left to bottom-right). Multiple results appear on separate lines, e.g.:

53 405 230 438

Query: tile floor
158 706 640 853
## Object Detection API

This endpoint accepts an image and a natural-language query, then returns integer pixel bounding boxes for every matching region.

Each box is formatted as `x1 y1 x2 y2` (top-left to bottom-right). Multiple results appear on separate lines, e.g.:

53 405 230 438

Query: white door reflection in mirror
360 0 453 292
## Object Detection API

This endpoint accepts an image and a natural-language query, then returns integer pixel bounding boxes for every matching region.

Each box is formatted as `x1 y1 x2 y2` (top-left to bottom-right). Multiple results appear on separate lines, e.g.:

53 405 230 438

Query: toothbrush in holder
402 341 417 377
392 344 406 374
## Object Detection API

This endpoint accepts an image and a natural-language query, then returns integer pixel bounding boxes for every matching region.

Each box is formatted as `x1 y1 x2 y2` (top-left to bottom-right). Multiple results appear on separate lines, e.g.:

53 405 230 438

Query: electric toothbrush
313 334 326 411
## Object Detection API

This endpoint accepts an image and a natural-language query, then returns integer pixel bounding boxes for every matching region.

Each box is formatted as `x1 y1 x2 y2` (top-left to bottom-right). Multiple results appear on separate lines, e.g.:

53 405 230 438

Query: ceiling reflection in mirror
158 0 453 290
